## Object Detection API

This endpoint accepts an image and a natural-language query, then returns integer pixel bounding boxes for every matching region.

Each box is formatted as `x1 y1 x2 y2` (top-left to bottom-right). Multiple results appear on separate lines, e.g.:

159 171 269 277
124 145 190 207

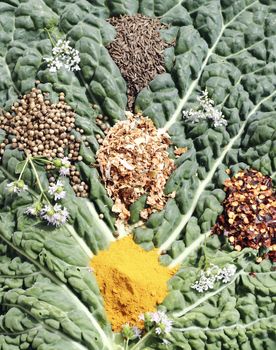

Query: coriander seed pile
214 169 276 261
0 84 89 197
108 14 172 110
96 112 175 223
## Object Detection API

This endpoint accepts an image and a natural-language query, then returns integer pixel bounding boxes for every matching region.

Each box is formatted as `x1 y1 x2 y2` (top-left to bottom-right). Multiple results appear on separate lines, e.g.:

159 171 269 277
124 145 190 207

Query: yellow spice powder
90 235 177 331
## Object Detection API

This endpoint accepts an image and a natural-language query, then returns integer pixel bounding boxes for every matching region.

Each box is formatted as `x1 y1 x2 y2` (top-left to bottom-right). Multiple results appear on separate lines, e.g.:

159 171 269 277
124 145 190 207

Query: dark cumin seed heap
107 14 171 110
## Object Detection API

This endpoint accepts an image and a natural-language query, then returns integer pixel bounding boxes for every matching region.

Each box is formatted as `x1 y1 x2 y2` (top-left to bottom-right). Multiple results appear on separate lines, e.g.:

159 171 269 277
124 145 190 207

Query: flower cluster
139 311 173 336
26 202 69 226
54 157 71 176
191 264 236 293
7 180 28 193
40 204 69 226
121 323 141 341
6 155 71 227
183 89 228 127
48 180 66 200
44 39 81 73
25 174 68 226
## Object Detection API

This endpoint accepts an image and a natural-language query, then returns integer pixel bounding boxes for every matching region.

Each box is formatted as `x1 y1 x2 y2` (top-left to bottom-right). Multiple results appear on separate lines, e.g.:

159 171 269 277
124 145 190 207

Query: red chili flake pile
96 112 176 223
213 169 276 261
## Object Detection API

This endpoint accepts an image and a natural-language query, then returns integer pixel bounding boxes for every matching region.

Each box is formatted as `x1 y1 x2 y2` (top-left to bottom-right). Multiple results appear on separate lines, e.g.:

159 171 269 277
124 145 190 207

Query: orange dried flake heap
214 169 276 261
90 235 177 331
96 112 175 221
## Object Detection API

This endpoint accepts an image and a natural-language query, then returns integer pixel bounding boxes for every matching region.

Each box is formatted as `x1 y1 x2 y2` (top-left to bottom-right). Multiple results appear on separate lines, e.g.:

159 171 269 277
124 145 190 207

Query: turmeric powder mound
90 235 177 331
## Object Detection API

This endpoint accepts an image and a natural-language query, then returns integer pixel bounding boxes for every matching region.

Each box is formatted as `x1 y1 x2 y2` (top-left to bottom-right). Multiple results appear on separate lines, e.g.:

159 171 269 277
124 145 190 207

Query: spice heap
90 235 177 331
96 112 175 223
214 169 276 261
94 112 110 144
108 14 171 110
0 84 89 197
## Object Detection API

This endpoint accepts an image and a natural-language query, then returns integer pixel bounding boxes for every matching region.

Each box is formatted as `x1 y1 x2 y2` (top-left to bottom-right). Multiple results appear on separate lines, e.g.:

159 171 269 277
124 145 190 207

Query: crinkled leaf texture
0 1 275 350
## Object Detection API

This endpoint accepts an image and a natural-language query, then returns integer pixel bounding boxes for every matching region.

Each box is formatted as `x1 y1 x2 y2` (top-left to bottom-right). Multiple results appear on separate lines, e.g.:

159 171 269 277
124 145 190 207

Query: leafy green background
0 0 275 349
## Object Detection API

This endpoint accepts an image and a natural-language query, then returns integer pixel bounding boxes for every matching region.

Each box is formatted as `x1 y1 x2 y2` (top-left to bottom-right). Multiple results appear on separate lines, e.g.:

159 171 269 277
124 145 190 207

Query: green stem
32 157 53 164
18 158 30 181
131 331 152 350
26 152 51 204
44 27 56 47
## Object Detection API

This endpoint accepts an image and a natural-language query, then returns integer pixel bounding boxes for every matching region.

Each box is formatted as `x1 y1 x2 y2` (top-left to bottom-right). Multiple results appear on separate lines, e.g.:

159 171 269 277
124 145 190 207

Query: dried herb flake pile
108 14 171 110
90 235 177 331
96 112 175 223
214 169 276 261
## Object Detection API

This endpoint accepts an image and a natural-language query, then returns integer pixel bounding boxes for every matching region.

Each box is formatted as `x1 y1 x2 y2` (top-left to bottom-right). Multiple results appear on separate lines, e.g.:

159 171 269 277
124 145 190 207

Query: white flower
25 202 42 216
132 326 141 339
40 203 69 226
48 180 66 200
60 167 70 176
155 327 162 335
7 180 28 193
121 323 141 340
44 39 81 73
183 89 227 127
162 317 173 334
216 264 236 283
148 311 173 335
150 311 165 324
191 272 216 293
59 157 71 176
191 264 237 293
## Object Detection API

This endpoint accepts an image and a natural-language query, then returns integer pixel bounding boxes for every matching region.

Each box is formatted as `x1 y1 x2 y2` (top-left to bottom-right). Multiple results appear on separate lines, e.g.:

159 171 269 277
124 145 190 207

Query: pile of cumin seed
107 14 172 110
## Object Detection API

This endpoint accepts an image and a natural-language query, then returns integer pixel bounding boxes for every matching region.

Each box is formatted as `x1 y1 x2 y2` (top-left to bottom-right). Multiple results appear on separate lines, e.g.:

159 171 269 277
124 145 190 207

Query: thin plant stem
26 152 51 204
44 27 56 47
32 157 52 164
131 330 152 350
18 158 30 181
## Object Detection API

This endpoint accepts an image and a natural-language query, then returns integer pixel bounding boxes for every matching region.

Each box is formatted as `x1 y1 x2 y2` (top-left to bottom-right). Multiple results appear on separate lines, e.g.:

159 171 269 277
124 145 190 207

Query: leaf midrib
163 0 258 131
0 221 114 350
160 89 276 252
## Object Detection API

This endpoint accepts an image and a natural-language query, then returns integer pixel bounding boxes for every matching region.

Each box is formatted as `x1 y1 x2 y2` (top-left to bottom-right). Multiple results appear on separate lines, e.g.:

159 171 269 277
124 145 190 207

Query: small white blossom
148 311 173 335
121 323 141 340
150 311 164 324
191 264 237 293
191 271 216 292
132 326 141 339
183 89 227 127
216 264 237 283
60 166 70 176
7 180 28 193
58 157 71 176
40 203 69 226
48 180 66 200
44 39 81 73
25 202 42 216
155 327 162 335
162 317 173 334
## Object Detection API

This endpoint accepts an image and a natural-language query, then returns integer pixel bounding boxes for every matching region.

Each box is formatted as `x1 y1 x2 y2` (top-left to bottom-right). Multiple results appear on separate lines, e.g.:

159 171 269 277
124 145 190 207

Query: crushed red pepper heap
214 169 276 261
96 112 176 222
